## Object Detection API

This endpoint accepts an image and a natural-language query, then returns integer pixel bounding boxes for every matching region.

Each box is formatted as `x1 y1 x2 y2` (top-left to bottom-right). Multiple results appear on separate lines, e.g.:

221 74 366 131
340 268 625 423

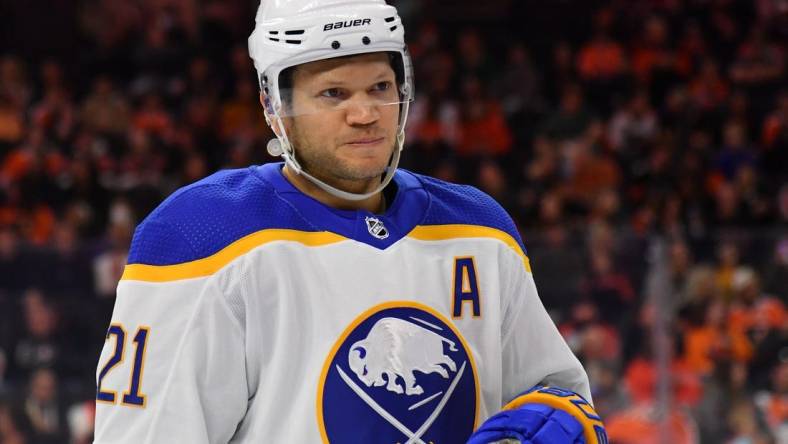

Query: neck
282 165 385 213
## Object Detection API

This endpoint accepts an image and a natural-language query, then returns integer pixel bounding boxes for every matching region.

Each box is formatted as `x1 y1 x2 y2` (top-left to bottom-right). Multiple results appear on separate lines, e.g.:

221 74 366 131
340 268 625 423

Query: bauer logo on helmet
324 18 372 31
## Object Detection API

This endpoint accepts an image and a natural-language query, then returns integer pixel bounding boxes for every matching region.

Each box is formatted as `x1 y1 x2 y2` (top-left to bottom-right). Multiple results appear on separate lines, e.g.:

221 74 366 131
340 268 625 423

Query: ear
260 91 283 137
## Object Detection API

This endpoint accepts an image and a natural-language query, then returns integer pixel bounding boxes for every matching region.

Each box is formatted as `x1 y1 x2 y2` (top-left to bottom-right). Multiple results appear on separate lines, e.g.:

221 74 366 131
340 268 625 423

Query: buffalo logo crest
318 302 478 443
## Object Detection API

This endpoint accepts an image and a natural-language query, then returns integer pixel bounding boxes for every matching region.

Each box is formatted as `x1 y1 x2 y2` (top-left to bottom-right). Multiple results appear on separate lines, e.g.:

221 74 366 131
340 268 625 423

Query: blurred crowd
0 0 786 442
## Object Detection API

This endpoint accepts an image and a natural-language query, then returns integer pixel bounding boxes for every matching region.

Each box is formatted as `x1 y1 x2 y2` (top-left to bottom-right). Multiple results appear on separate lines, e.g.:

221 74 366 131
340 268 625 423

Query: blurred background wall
0 0 786 443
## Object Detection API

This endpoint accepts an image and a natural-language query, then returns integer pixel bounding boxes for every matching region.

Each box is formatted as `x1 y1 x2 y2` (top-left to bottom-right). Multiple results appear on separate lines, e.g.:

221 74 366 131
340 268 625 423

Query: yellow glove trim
503 387 606 444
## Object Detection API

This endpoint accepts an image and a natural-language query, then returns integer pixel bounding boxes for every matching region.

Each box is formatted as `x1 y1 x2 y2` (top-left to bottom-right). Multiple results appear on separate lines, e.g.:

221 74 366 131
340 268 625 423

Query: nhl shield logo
365 216 389 240
318 301 479 443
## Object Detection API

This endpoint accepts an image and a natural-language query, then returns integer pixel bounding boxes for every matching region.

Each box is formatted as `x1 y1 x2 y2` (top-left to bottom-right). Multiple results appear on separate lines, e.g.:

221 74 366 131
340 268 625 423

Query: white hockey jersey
93 162 590 443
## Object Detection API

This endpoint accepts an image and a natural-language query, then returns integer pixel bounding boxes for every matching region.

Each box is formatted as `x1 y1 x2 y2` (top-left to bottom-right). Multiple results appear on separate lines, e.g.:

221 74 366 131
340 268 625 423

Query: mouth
345 137 385 146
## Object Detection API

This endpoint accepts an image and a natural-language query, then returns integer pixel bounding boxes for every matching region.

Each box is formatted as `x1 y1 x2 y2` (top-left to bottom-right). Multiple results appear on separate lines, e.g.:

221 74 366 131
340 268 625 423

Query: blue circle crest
318 301 479 443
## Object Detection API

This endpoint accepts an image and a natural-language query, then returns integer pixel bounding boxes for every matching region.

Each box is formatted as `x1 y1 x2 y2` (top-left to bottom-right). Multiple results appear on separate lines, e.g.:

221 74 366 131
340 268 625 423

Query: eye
371 81 392 92
320 88 343 99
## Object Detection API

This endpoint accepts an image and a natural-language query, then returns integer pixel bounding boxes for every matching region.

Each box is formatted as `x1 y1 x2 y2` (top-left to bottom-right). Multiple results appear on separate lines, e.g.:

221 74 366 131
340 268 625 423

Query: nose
344 98 380 126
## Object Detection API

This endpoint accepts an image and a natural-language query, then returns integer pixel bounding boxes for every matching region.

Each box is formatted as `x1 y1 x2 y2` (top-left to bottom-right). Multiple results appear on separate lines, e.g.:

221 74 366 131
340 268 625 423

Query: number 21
96 324 150 407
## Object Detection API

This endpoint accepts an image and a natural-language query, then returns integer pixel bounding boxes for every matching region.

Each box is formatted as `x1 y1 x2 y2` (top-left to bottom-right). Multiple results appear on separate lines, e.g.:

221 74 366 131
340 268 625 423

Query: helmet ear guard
248 0 413 201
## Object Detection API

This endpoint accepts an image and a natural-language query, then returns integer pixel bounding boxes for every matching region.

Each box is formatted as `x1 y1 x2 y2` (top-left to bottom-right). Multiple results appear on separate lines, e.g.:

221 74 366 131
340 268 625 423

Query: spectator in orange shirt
455 77 512 158
729 27 786 88
577 31 628 82
30 63 75 144
559 300 622 364
218 79 269 142
688 58 730 111
762 90 788 149
0 57 32 110
630 16 680 103
760 90 788 192
630 16 675 83
574 10 631 116
131 94 172 136
610 332 701 443
0 95 24 146
561 136 622 208
682 299 753 376
605 404 698 444
674 21 708 78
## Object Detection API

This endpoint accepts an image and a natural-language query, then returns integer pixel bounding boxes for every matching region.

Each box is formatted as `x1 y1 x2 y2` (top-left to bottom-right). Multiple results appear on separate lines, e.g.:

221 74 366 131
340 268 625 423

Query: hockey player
93 0 606 442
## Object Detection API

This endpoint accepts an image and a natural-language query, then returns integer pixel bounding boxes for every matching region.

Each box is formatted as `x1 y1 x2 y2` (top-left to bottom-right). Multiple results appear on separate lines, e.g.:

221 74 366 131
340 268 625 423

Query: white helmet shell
249 0 410 106
248 0 413 201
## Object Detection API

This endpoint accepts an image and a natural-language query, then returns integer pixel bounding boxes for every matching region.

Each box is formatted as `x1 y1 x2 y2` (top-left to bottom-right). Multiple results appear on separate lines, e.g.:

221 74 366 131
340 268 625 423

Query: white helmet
248 0 414 201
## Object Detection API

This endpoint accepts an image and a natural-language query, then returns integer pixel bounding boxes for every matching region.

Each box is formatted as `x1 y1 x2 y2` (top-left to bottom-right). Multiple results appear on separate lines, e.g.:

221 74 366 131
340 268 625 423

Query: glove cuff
503 386 607 444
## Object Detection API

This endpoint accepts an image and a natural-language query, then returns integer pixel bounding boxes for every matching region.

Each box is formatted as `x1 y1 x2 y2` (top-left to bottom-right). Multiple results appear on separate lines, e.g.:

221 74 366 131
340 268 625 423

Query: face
31 369 56 402
282 53 400 187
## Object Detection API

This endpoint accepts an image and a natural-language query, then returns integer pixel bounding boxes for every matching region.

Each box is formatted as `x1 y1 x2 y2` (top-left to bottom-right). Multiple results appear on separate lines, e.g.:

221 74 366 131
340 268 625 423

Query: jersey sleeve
94 234 248 442
411 174 591 404
500 264 592 404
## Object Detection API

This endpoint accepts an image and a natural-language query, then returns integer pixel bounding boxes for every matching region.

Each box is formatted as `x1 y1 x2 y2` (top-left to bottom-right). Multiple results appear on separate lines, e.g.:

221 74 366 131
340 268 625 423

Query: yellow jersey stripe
121 224 531 283
121 229 346 282
408 224 532 273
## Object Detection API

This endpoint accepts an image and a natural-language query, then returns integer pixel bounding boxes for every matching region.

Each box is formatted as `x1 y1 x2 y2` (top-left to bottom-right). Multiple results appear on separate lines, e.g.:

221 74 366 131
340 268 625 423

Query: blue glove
466 386 607 444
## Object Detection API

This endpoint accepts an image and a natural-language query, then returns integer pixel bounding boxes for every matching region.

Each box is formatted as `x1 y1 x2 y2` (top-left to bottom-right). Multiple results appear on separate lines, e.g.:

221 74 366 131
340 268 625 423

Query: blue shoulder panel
127 167 318 266
414 174 527 255
128 163 524 266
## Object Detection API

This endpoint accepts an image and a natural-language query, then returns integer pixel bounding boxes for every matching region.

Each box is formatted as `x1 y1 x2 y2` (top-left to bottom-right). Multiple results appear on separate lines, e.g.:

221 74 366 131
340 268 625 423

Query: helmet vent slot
285 30 305 35
267 34 301 44
390 26 398 31
384 17 395 22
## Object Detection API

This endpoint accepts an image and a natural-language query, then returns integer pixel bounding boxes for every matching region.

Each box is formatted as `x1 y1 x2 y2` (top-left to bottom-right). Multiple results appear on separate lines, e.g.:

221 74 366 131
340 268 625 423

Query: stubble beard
288 122 395 185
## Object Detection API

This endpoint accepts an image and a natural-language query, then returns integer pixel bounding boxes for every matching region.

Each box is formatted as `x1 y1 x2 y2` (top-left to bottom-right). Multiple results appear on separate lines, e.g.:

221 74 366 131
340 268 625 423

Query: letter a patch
452 257 481 318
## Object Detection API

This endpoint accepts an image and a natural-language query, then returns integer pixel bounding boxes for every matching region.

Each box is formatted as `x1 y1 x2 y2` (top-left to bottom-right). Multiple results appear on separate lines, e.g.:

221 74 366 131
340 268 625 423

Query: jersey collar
253 162 429 250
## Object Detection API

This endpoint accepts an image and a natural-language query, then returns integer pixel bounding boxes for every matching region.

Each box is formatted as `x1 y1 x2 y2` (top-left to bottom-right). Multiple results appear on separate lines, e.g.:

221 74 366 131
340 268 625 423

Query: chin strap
267 134 402 201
